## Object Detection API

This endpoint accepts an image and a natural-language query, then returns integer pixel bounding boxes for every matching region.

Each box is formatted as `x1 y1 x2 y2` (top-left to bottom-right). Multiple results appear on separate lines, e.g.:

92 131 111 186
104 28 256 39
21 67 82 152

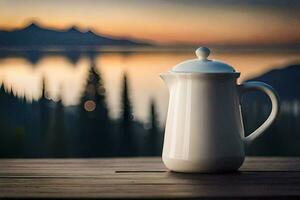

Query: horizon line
1 20 300 48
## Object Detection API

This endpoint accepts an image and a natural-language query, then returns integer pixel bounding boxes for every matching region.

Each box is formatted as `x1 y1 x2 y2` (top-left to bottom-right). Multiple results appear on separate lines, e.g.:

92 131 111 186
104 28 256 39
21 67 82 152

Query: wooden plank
0 157 300 199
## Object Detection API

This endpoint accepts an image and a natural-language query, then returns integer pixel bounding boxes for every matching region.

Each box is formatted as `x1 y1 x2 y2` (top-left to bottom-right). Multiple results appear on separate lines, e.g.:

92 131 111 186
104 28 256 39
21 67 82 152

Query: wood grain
0 157 300 199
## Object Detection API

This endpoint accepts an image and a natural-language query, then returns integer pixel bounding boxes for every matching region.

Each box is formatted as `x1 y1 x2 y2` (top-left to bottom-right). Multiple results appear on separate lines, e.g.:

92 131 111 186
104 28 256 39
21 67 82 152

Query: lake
0 48 299 126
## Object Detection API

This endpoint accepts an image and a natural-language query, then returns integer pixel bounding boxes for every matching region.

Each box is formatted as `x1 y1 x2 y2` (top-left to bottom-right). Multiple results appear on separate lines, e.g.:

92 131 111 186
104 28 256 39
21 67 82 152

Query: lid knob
195 47 210 61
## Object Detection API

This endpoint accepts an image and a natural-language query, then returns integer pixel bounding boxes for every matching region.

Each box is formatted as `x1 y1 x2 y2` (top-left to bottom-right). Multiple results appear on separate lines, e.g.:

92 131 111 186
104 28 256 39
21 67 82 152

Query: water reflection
2 50 299 124
0 56 88 104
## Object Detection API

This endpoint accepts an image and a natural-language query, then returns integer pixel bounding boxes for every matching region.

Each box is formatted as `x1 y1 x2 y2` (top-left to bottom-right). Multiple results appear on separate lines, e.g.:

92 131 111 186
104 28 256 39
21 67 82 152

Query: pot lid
171 47 235 73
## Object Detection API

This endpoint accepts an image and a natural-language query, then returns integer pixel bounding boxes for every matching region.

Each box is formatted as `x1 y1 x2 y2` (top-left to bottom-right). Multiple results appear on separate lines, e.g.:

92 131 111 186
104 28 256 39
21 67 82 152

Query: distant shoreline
1 46 300 53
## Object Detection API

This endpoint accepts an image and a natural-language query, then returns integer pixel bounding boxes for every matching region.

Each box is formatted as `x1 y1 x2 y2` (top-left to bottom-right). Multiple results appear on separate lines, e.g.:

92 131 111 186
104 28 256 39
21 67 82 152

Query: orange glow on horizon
0 0 300 45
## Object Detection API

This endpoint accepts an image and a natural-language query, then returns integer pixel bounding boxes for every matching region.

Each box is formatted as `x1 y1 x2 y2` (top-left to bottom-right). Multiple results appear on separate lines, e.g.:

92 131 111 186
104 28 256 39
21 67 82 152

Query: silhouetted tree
119 73 135 156
147 99 161 155
37 77 53 157
52 97 67 157
22 96 39 157
0 85 10 157
0 85 26 157
79 57 111 157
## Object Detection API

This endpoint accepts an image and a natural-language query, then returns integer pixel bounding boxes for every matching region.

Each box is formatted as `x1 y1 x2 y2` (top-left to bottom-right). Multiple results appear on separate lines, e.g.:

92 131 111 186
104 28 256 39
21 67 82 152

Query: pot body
161 73 245 173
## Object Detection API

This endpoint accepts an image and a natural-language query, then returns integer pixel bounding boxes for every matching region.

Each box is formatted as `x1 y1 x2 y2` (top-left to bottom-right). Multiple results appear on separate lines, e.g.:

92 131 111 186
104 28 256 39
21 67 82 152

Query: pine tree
121 74 133 123
81 58 109 120
38 77 51 156
0 85 9 157
79 57 111 157
148 99 161 155
0 85 26 157
119 73 135 156
52 97 66 157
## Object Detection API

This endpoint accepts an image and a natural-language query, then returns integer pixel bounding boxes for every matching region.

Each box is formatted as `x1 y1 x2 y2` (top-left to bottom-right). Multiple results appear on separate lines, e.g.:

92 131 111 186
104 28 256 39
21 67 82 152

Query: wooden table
0 157 300 199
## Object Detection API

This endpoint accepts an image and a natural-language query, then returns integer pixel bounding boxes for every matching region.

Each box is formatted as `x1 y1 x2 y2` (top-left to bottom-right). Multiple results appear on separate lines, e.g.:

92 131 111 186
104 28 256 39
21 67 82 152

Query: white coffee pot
160 47 279 173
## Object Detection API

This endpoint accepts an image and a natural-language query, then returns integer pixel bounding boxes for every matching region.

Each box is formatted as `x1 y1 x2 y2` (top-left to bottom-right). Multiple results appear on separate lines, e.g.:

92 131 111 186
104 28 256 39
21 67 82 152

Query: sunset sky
0 0 300 45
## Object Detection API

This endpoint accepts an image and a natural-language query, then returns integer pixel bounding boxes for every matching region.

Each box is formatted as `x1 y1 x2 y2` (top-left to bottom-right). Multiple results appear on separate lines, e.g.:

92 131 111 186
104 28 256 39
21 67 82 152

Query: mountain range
245 64 300 101
0 23 149 48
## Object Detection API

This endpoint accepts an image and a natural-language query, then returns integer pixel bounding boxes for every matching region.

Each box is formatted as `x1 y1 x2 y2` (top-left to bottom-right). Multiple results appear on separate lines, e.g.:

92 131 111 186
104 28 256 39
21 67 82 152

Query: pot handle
238 81 280 147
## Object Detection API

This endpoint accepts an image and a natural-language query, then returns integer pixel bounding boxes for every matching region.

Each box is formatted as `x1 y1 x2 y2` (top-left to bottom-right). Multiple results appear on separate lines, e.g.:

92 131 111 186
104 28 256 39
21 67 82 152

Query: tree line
0 57 163 158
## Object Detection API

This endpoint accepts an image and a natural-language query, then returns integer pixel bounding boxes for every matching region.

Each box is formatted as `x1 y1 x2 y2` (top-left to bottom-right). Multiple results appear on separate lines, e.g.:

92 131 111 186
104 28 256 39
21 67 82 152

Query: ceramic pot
160 47 279 173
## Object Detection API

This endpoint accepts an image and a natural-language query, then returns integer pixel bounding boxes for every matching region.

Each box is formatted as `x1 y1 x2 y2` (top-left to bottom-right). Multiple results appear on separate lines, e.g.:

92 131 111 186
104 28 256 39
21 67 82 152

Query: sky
0 0 300 45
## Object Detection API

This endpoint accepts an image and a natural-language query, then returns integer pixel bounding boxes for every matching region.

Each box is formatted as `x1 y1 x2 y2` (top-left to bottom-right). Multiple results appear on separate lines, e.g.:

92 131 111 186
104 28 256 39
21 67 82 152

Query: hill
242 64 300 156
245 64 300 101
0 23 149 48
